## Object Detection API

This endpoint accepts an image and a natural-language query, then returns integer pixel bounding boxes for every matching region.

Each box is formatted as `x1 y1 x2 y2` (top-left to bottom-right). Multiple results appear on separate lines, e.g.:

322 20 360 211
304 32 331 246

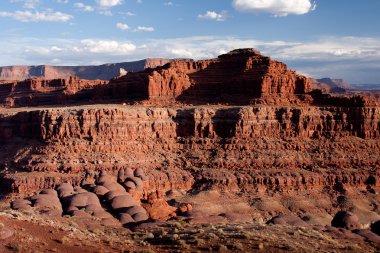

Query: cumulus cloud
232 0 316 16
0 9 73 22
10 0 40 9
134 26 155 32
116 22 130 30
198 11 227 21
74 2 95 12
95 0 123 8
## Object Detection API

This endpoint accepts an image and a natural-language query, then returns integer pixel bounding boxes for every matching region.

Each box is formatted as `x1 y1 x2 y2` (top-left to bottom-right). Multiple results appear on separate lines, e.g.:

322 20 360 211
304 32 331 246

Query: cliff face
1 105 379 194
0 58 170 81
3 106 379 144
108 49 311 104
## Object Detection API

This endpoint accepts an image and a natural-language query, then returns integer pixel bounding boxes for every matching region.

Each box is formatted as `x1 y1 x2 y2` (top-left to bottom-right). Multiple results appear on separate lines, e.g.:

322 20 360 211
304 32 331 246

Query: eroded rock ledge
0 105 379 194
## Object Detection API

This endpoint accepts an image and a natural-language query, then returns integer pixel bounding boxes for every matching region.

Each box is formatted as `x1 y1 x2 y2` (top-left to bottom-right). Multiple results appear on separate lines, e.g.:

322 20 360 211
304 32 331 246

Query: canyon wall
0 48 379 199
3 106 380 145
1 105 379 194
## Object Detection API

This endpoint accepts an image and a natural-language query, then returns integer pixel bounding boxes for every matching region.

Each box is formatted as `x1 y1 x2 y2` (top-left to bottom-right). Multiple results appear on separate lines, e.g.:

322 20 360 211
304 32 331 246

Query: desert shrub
336 195 353 211
232 242 244 251
195 238 205 246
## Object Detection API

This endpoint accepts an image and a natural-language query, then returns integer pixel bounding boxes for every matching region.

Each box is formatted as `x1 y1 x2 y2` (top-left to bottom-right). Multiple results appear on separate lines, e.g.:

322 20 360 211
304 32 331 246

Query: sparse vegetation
206 232 218 239
336 195 354 211
232 242 244 251
215 244 228 252
177 239 190 249
195 238 205 246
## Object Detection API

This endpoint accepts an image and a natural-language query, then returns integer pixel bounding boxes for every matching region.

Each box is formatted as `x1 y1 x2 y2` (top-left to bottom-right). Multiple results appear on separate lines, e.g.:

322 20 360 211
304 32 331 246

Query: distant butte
0 58 171 81
106 48 311 105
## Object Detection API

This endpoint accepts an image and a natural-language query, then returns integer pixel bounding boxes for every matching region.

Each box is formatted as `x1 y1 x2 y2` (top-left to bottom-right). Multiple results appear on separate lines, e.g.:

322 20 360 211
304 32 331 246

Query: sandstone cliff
1 105 379 194
107 49 311 105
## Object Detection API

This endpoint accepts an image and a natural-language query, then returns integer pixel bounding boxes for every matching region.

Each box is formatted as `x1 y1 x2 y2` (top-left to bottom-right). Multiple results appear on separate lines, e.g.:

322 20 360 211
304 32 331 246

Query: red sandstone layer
0 105 379 195
107 49 311 105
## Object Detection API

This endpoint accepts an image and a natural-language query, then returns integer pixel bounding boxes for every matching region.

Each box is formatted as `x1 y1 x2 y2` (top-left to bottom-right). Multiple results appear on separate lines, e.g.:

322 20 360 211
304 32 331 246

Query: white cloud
56 0 69 3
74 2 95 12
164 2 173 6
116 22 129 30
198 11 227 21
119 11 135 16
2 35 380 83
99 10 113 16
232 0 316 16
95 0 123 8
10 0 40 9
0 10 73 22
134 26 154 32
80 39 136 54
50 46 63 52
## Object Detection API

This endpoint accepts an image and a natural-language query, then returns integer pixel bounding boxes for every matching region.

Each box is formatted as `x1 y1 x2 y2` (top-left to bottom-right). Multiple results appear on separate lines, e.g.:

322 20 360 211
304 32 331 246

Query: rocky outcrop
0 76 106 107
331 211 362 230
0 58 171 81
107 49 311 105
11 168 184 225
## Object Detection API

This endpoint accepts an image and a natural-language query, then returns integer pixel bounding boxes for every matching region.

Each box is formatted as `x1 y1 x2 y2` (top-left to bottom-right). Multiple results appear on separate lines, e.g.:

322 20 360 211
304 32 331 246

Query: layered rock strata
107 49 311 104
1 105 379 194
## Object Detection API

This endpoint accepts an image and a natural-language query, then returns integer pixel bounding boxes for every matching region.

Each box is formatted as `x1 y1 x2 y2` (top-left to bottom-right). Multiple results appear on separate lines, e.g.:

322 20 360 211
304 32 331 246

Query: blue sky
0 0 380 84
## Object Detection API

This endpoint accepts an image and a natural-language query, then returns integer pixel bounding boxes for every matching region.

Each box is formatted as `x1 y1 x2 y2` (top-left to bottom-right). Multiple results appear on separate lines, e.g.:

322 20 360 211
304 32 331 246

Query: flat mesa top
218 48 262 58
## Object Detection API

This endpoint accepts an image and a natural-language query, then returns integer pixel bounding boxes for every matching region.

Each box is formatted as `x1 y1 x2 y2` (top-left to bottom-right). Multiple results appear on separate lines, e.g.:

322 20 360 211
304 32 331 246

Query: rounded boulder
331 211 361 230
111 195 137 210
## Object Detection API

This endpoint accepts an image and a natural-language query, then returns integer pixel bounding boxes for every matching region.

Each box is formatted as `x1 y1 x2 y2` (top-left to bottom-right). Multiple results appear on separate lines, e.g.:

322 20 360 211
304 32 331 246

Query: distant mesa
311 78 351 94
351 83 380 91
0 58 171 81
